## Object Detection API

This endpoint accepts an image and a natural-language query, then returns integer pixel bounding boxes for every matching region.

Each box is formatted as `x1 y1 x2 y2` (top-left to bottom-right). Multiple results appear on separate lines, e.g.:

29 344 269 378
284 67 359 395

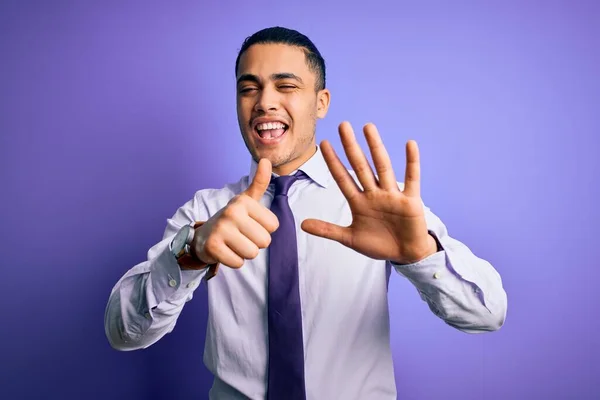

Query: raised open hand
301 122 437 264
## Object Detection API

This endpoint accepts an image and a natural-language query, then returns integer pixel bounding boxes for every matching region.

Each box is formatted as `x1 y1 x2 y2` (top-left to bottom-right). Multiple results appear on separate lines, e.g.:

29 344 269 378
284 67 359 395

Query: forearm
104 237 208 350
393 207 507 333
394 250 506 333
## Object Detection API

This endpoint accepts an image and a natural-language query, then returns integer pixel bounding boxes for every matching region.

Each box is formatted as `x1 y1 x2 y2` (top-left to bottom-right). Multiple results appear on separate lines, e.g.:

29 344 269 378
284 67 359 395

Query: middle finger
339 121 378 191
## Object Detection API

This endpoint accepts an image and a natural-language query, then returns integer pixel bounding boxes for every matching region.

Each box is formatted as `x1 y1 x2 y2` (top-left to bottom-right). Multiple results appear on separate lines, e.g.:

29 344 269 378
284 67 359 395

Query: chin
254 148 292 166
259 151 287 165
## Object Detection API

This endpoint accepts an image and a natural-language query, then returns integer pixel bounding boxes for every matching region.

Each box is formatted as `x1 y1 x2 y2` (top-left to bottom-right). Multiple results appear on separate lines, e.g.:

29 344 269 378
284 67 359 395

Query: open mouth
255 122 288 140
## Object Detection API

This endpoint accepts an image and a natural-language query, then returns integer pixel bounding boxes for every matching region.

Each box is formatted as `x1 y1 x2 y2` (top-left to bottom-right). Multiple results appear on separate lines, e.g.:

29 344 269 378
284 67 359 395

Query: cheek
286 96 316 124
237 99 253 123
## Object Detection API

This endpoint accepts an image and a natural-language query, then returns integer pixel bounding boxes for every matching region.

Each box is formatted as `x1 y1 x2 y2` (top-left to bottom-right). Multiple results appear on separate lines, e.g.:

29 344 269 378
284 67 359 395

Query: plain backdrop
1 1 598 399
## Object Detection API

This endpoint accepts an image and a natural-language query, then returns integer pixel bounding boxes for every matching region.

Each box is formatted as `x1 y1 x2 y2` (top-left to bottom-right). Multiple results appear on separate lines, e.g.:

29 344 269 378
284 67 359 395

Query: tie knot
271 170 308 197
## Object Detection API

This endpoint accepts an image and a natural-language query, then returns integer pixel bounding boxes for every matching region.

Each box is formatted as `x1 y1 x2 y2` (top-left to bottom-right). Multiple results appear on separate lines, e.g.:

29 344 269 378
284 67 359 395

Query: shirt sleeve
104 191 212 351
391 203 508 334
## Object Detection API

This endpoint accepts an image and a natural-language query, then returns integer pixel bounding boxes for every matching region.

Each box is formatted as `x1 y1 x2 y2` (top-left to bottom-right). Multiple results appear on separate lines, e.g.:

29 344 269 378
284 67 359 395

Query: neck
272 145 318 176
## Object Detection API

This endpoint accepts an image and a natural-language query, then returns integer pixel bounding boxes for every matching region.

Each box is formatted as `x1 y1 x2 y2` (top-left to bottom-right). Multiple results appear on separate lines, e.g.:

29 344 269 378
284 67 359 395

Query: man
105 26 507 399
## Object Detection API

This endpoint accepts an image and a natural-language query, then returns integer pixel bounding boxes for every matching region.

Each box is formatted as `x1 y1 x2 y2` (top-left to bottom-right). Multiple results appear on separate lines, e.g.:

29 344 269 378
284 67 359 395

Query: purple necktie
267 171 307 400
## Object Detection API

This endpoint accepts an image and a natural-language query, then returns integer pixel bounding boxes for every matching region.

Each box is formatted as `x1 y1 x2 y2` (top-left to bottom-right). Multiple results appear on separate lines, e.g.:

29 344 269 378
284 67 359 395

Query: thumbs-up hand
190 158 279 269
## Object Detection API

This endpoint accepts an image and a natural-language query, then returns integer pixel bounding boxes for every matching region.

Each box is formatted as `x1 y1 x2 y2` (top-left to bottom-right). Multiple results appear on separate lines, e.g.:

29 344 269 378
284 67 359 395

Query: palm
301 122 433 265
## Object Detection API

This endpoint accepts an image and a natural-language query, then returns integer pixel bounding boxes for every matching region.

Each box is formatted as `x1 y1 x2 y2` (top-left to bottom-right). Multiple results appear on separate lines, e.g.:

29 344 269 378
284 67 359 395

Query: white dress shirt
104 146 507 399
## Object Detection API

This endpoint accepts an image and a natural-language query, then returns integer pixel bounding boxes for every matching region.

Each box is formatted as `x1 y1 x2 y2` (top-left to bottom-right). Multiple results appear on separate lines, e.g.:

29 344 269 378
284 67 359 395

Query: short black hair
235 26 326 91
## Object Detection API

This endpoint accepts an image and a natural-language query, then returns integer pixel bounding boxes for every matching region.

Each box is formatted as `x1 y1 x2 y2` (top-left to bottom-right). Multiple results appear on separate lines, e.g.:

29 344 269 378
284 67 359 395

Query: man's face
236 43 330 175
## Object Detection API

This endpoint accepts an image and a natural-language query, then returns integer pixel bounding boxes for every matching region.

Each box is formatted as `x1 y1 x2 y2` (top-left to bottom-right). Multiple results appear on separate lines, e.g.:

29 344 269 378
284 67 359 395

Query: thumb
301 219 352 247
245 158 272 201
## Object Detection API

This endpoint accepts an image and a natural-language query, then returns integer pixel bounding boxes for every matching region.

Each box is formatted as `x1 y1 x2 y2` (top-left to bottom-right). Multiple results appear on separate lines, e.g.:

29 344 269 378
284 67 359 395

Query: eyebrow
237 72 304 85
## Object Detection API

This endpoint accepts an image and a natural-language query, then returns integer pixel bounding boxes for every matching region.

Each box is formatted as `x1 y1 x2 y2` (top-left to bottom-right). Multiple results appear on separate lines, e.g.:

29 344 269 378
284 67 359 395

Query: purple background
1 1 598 399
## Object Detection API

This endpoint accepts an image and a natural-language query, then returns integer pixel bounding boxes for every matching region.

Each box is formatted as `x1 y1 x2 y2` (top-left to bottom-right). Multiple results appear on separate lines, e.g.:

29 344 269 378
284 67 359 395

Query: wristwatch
171 223 204 269
171 223 194 256
170 222 220 279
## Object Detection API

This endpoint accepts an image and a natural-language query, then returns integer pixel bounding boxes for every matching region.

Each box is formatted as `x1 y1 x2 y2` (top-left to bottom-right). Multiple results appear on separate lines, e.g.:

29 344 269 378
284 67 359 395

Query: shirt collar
248 145 333 189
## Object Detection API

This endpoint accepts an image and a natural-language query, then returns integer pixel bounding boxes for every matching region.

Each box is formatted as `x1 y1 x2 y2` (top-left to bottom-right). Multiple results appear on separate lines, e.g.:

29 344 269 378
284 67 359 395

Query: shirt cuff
391 250 447 280
147 238 207 310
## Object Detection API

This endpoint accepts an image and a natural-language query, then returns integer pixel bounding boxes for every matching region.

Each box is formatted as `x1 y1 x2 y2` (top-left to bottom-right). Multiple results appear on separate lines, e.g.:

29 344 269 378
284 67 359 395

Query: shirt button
168 279 177 287
433 272 440 279
144 312 151 319
187 281 197 289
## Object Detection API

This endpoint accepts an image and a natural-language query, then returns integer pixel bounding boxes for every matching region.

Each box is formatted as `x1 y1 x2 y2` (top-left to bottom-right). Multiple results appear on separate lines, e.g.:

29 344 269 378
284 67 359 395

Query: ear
316 88 331 119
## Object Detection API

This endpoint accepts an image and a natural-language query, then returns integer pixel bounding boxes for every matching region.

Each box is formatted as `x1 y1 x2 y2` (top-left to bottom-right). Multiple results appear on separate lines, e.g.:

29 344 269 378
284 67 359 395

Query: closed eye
239 87 258 93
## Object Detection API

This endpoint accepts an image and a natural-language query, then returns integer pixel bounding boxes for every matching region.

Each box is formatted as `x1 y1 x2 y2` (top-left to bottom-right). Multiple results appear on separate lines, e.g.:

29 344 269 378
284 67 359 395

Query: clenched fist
188 158 279 269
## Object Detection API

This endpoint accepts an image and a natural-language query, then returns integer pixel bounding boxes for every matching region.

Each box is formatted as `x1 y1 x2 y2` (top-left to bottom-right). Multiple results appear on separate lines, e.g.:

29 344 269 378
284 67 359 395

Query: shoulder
192 175 247 208
169 175 247 224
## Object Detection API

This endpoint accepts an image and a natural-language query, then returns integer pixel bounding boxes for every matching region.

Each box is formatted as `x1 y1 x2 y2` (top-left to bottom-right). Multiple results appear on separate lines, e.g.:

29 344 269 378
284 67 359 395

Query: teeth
256 122 286 131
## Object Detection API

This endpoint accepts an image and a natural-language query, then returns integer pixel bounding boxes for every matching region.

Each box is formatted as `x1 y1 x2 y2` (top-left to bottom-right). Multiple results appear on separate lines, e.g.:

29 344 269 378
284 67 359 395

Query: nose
254 86 280 113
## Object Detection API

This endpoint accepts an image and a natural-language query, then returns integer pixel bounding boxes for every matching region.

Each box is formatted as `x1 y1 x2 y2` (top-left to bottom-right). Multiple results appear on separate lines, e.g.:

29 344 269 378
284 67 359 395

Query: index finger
244 158 272 201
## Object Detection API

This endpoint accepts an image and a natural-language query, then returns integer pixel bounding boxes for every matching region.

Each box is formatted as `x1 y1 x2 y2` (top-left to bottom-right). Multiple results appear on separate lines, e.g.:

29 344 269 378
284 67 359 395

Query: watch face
173 225 191 253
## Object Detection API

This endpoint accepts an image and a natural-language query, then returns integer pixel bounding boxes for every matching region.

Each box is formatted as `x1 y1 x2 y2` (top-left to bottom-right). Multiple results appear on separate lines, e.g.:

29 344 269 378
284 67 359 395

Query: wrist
392 232 439 265
172 223 208 270
170 222 220 279
189 222 220 280
191 223 217 265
